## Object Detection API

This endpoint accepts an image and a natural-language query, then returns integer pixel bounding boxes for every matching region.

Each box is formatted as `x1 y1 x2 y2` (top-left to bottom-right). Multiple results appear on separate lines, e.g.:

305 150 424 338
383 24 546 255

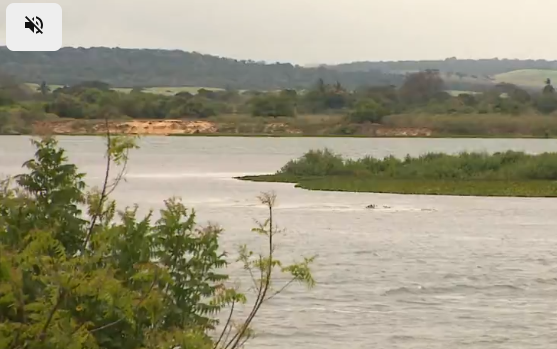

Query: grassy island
237 149 557 197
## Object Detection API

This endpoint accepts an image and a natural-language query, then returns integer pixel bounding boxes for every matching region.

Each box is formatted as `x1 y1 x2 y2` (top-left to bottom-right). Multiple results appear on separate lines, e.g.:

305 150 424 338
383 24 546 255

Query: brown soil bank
33 120 218 135
32 119 433 137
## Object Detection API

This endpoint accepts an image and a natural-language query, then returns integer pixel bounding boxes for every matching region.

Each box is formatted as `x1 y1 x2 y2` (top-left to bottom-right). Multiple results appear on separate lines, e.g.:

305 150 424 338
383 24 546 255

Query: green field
24 83 64 92
494 69 557 88
113 86 225 95
22 69 557 96
24 83 224 95
398 69 557 91
446 90 481 96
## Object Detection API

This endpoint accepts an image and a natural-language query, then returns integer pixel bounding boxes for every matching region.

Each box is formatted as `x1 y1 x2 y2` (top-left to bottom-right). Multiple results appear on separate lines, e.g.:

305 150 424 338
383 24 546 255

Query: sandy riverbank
30 119 433 137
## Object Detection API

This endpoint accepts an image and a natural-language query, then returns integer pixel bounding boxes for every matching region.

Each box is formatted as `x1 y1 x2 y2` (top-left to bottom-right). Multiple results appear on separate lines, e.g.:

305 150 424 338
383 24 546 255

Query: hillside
494 69 557 88
5 47 556 92
0 47 403 90
328 58 557 76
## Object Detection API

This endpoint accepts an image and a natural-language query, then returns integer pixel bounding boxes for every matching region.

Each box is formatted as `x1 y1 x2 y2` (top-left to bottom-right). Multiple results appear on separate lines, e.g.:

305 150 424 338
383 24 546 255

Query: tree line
0 47 514 92
331 57 557 76
0 47 402 90
2 69 557 135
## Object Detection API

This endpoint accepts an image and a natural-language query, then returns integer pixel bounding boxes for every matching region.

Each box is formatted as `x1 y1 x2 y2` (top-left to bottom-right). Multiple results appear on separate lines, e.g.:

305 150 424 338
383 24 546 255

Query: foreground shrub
0 136 314 349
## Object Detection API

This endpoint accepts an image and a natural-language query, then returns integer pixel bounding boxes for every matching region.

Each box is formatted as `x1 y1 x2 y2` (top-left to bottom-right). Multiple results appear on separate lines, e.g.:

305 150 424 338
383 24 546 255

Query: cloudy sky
1 0 555 65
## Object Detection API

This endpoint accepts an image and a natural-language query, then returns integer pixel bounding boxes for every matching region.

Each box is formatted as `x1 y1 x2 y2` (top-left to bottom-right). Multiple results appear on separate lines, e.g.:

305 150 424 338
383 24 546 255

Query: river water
2 136 557 349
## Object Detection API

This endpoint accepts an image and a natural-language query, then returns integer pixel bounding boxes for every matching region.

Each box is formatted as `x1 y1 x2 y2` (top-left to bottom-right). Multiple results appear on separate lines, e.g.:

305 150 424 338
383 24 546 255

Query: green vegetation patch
237 149 557 197
0 137 316 348
495 69 557 88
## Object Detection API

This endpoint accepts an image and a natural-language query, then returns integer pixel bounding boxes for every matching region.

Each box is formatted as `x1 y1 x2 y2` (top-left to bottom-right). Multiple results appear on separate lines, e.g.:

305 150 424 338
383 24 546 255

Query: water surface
2 136 557 349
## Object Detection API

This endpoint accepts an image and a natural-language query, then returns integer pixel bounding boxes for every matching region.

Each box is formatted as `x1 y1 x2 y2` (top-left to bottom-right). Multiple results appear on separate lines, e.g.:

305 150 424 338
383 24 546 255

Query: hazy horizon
2 0 557 65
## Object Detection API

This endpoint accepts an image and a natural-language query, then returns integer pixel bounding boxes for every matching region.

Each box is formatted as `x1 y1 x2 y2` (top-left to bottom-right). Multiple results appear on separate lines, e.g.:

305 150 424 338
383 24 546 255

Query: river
2 136 557 349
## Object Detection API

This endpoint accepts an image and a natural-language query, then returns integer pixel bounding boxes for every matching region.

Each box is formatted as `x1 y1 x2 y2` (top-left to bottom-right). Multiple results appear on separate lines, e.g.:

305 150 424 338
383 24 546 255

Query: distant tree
493 98 526 115
457 93 477 106
242 90 263 97
197 88 218 100
219 89 241 103
279 89 298 109
250 94 295 117
0 91 14 106
494 83 531 103
53 81 112 96
356 85 399 107
399 70 445 104
37 81 50 95
509 88 531 104
0 71 32 101
175 91 194 99
280 89 298 99
73 81 111 91
535 94 557 114
431 91 452 103
349 99 390 123
45 94 87 118
333 81 345 93
543 78 555 95
179 98 220 118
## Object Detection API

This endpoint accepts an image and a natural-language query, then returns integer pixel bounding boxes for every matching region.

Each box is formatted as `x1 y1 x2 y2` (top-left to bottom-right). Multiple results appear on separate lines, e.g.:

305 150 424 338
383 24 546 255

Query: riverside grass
237 149 557 197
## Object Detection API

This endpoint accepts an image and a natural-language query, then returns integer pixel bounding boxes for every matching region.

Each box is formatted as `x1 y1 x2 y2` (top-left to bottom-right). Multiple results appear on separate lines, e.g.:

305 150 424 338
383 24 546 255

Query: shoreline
1 132 556 139
10 117 554 139
236 175 557 198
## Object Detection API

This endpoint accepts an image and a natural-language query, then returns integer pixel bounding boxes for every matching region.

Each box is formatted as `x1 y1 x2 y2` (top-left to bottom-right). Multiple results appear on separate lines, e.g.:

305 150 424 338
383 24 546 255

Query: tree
0 91 14 106
170 97 220 118
54 81 112 96
37 81 51 96
0 136 315 349
457 93 477 106
535 94 557 114
0 72 32 101
45 94 87 119
349 99 390 123
250 94 296 117
543 78 555 95
399 70 445 104
299 80 351 112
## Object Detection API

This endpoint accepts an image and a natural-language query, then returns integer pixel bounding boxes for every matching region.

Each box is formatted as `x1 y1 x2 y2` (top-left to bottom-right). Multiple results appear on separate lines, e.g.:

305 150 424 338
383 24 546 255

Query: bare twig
246 263 259 292
237 335 250 349
10 280 27 349
105 154 129 197
225 195 275 349
213 301 236 349
38 289 66 341
82 118 112 252
89 317 125 334
265 278 295 302
222 317 235 348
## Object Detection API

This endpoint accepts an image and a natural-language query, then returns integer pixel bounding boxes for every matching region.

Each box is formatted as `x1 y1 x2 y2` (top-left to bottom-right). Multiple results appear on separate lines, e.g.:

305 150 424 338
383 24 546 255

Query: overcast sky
1 0 555 65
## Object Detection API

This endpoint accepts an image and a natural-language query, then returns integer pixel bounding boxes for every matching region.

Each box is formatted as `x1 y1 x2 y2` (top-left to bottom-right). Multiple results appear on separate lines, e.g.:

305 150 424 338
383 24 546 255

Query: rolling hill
327 58 557 76
493 69 557 89
0 46 403 90
3 47 555 92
